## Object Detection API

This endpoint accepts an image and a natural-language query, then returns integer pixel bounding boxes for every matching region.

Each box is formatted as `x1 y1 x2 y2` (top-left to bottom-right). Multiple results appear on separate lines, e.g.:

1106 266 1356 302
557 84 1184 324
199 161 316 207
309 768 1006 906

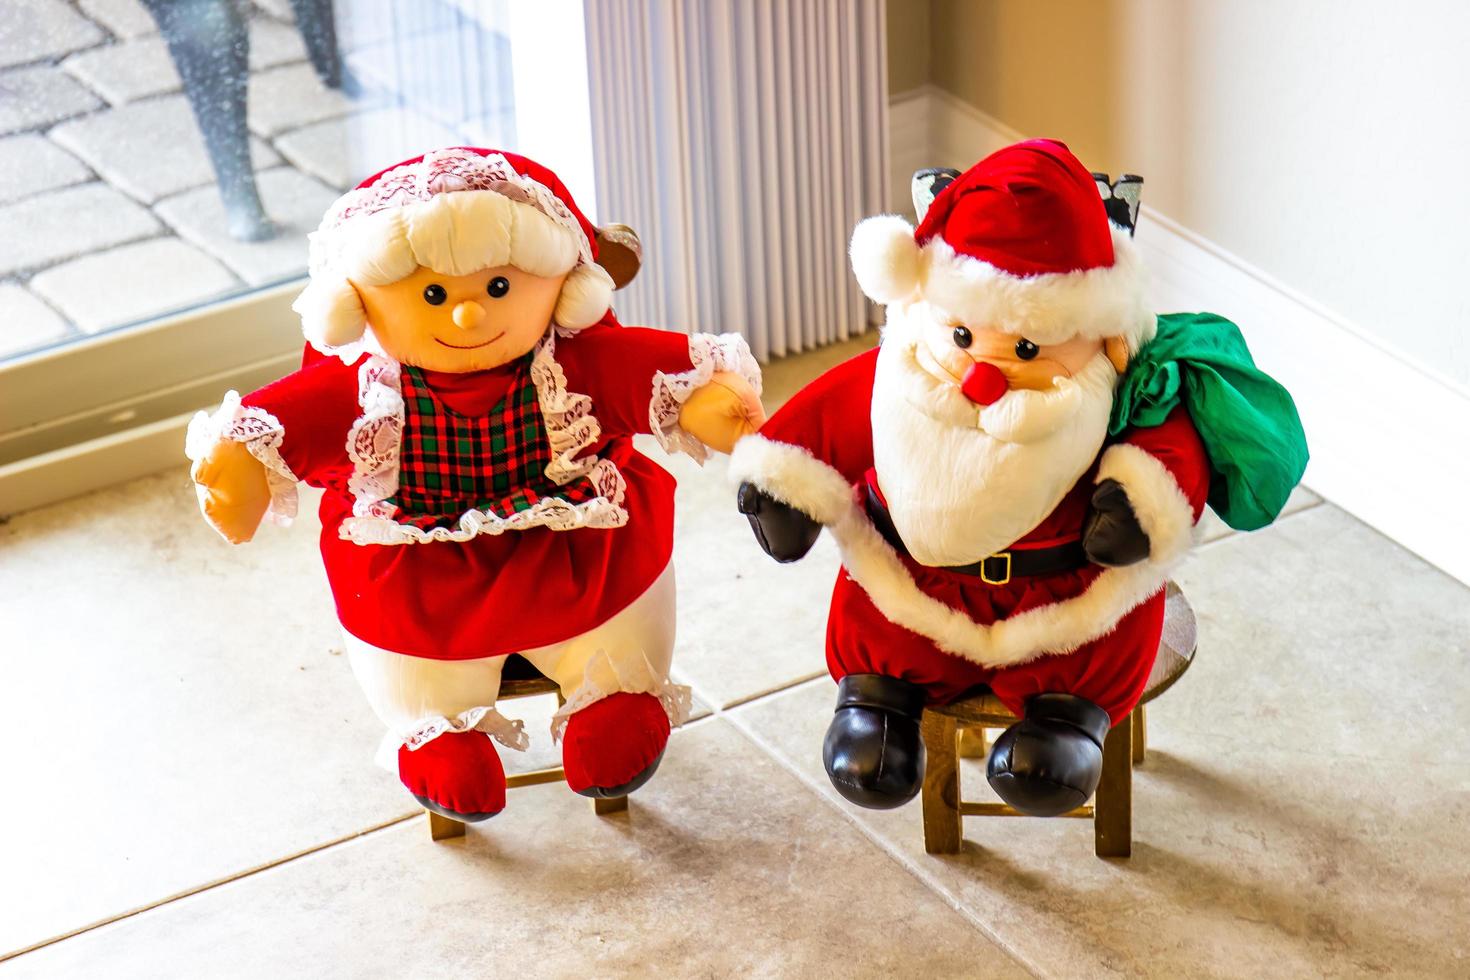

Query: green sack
1110 312 1308 531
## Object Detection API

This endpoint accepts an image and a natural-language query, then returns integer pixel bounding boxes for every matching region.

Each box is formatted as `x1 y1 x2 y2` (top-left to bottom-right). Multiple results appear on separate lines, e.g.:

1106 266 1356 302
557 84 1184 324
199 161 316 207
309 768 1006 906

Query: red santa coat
200 321 757 660
729 346 1210 721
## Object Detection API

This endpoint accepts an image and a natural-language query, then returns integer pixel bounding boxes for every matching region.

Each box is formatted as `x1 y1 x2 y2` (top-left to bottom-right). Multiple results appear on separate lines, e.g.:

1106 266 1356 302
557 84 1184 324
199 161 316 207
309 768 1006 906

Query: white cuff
185 390 299 527
1095 442 1197 565
727 432 854 526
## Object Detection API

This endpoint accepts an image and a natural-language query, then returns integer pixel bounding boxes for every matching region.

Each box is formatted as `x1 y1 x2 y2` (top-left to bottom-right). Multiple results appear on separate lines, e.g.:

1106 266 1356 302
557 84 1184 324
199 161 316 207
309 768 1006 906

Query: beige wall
902 0 1470 389
886 0 931 93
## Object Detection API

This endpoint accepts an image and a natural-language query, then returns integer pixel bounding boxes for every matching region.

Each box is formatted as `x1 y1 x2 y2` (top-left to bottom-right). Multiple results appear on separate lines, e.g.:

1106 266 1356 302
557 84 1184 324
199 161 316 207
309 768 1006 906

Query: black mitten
1083 478 1151 567
737 482 822 563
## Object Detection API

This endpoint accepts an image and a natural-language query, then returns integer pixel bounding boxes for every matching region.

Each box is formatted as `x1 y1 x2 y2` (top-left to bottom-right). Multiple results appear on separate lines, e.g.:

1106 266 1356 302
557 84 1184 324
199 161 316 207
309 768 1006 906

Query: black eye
422 284 447 306
1014 338 1039 360
952 326 973 349
487 276 510 299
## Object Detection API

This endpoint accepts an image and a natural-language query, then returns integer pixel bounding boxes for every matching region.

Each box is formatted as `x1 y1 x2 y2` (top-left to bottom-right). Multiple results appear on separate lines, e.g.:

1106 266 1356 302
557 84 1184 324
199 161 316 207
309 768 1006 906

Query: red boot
397 730 507 821
561 692 671 798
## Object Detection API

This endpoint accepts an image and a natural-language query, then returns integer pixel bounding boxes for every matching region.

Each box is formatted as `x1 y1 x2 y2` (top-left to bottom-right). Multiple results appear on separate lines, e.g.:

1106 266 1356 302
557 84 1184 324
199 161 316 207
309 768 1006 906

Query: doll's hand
189 439 271 544
1082 478 1151 566
678 371 766 455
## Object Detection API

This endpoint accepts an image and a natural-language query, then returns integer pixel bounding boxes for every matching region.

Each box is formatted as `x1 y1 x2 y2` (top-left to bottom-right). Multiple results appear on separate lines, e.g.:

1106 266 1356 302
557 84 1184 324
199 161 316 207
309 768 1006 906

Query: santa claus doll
732 139 1305 816
186 147 764 822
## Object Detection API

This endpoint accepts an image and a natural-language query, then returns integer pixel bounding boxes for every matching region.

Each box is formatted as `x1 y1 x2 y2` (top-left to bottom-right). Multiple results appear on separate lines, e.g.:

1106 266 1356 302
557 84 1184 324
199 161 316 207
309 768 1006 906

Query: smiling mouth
434 331 505 350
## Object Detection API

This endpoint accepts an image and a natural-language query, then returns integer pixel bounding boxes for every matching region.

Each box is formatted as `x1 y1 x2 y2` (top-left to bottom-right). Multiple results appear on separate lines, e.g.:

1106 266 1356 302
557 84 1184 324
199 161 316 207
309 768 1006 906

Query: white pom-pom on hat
554 261 614 329
849 214 921 305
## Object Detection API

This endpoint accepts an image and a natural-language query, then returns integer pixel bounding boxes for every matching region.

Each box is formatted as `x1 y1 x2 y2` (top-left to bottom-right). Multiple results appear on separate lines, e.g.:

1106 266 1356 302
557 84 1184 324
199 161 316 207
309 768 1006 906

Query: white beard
870 305 1119 567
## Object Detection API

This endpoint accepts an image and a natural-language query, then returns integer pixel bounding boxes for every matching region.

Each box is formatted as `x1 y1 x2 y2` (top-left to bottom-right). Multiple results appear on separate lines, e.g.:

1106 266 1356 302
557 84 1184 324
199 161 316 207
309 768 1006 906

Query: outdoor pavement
1 0 503 358
2 336 1467 977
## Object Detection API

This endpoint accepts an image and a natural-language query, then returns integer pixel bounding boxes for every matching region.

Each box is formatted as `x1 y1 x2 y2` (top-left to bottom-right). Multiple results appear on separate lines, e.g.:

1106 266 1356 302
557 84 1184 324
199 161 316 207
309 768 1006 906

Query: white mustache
977 377 1084 443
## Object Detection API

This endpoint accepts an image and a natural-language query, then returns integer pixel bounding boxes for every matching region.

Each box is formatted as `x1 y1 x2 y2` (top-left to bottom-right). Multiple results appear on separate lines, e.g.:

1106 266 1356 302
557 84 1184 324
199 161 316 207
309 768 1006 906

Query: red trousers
825 570 1164 724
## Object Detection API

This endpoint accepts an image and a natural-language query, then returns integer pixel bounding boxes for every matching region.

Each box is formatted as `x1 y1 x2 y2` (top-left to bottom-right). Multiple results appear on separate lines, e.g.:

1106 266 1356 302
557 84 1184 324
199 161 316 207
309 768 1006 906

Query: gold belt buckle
980 551 1012 585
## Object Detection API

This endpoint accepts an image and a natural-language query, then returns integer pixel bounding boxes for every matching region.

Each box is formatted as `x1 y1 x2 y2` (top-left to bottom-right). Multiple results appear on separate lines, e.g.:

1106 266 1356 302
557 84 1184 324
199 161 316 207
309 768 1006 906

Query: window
0 0 594 507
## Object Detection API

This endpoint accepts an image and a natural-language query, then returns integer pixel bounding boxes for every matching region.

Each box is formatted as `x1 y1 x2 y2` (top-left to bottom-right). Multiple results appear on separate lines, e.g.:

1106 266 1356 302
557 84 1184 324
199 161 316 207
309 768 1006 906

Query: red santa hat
850 139 1154 351
294 147 614 353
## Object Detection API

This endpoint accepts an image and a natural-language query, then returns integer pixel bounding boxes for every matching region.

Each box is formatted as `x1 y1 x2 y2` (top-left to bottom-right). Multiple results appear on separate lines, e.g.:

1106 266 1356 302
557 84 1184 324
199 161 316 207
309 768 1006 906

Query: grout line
0 810 420 965
724 710 1050 980
718 670 829 712
0 670 829 963
1192 495 1327 554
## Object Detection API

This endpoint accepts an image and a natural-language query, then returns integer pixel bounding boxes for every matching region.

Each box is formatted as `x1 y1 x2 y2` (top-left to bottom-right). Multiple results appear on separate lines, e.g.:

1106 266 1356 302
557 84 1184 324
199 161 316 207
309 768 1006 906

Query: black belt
864 482 1088 584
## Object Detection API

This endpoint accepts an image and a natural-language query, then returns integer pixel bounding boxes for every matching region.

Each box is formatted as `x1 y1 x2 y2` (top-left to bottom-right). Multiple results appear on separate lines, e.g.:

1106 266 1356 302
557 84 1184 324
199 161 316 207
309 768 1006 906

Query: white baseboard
0 412 193 518
891 85 1470 586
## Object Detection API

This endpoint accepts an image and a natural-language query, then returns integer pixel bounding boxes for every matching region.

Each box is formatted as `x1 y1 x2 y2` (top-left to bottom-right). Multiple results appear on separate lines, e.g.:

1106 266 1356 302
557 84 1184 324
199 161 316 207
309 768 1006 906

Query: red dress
222 320 756 660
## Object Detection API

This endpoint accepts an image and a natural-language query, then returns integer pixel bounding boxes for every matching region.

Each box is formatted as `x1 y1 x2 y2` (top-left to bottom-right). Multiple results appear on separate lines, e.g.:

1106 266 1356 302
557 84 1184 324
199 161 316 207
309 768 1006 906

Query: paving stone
58 18 316 109
0 283 71 358
251 0 296 22
0 133 91 204
0 65 102 135
29 236 239 332
0 181 159 275
274 107 460 190
61 34 178 105
155 166 339 285
336 0 412 49
76 0 157 40
246 61 356 138
247 15 308 70
49 94 280 203
0 0 105 70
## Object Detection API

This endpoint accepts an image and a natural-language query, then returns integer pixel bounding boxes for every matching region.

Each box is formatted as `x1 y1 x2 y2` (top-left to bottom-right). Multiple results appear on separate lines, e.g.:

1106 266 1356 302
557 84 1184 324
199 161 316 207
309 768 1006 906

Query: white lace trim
373 705 529 771
185 391 299 526
338 337 629 546
548 648 693 742
323 148 594 266
649 332 762 464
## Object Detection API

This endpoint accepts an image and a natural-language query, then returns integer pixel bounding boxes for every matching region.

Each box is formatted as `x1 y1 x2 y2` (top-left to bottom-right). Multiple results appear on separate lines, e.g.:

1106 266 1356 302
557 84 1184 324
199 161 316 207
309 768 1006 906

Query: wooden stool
427 656 629 841
919 582 1197 858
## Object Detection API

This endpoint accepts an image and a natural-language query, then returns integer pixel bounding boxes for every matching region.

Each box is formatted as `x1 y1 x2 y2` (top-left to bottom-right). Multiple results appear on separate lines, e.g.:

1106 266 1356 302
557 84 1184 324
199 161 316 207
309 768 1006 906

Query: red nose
960 361 1008 405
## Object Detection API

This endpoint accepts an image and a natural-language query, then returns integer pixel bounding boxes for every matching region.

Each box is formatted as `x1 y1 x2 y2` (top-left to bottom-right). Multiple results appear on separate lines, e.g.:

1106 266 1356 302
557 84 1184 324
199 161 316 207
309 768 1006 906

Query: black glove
737 482 821 563
1082 478 1151 567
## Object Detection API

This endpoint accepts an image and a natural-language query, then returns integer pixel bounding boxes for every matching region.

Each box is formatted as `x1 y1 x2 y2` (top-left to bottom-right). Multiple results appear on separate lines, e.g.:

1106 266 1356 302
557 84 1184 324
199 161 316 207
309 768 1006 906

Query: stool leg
1131 704 1147 765
1094 718 1132 858
592 795 628 816
920 711 962 854
957 726 988 759
427 809 466 842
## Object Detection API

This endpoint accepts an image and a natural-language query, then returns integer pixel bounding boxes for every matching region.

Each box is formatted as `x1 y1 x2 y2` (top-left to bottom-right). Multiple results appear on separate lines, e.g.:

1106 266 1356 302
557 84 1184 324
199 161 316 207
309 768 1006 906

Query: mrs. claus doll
187 147 764 822
733 139 1305 817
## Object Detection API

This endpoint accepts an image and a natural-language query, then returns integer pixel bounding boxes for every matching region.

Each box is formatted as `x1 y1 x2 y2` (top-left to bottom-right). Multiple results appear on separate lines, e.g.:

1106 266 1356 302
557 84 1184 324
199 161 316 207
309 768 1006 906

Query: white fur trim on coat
729 432 1191 669
1094 442 1196 567
849 214 1155 352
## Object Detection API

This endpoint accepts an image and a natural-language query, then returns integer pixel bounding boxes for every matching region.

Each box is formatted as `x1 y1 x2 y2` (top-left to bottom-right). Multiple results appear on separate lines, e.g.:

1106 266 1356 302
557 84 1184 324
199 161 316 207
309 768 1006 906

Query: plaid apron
387 355 603 531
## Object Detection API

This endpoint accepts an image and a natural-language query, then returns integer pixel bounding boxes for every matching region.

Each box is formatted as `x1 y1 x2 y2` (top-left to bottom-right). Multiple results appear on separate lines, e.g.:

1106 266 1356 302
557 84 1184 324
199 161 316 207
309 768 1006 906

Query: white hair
294 189 611 356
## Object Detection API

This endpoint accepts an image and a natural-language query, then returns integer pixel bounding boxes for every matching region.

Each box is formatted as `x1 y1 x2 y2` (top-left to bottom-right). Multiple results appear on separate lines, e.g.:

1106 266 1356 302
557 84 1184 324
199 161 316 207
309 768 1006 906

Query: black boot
986 693 1111 816
822 674 927 809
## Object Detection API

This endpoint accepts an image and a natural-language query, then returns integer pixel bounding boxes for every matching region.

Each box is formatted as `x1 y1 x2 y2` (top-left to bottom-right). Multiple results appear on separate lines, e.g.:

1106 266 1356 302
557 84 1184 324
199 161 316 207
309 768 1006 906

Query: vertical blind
583 0 889 361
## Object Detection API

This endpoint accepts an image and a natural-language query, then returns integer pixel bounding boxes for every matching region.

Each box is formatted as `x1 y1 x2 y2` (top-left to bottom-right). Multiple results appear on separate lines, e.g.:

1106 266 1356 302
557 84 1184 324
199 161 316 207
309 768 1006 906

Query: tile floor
2 340 1468 977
